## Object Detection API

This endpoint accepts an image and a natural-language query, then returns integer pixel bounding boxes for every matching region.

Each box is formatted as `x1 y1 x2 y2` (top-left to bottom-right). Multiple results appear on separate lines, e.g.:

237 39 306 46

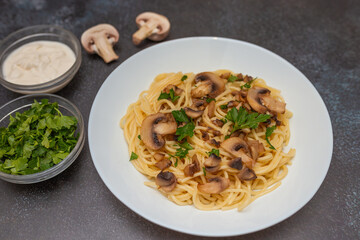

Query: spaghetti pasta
120 70 295 211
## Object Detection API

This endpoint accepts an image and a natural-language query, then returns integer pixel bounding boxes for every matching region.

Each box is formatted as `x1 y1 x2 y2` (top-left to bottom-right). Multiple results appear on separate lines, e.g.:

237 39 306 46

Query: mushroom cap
198 177 230 194
228 157 243 170
135 12 170 41
184 107 204 119
247 86 286 114
140 113 177 150
81 24 119 53
247 87 270 114
184 155 200 177
156 171 176 192
191 72 225 98
247 139 265 160
237 167 257 181
204 153 222 173
220 137 255 168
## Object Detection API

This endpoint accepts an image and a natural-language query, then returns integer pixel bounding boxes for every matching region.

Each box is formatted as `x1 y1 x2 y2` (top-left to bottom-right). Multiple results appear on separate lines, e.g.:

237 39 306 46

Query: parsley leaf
206 98 216 103
130 152 138 161
181 75 188 81
175 141 193 159
202 167 206 176
265 126 276 150
174 158 178 167
172 109 189 124
207 148 219 157
138 135 141 140
225 107 271 134
158 88 179 102
220 104 228 109
176 122 195 141
241 77 257 89
227 74 238 82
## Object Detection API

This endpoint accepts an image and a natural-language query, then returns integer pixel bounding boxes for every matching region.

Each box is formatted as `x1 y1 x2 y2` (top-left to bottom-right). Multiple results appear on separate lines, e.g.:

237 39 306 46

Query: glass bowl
0 25 81 94
0 94 85 184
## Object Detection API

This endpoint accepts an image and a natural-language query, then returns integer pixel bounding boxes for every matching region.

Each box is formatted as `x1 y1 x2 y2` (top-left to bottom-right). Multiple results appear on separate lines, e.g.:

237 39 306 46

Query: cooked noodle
120 70 295 211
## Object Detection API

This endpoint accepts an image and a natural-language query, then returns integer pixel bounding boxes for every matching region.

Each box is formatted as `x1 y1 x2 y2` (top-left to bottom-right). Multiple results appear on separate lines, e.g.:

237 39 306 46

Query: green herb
176 122 195 141
207 148 220 157
0 99 78 175
241 77 257 89
172 109 190 124
175 141 193 159
130 152 138 161
224 135 230 140
138 135 141 140
225 107 271 134
181 75 188 81
158 88 180 102
221 118 228 124
265 126 276 150
174 158 178 167
227 74 238 82
202 167 206 176
206 98 216 103
220 104 228 109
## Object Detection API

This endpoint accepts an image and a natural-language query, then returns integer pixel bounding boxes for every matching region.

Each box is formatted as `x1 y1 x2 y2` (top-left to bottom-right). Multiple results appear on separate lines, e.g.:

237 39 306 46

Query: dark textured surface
0 0 359 239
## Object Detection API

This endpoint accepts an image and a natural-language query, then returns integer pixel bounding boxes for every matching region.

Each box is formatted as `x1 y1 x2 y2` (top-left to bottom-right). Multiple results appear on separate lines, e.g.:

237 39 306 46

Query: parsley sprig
207 148 220 157
265 126 276 150
172 109 195 141
169 141 193 167
158 88 180 102
225 107 271 134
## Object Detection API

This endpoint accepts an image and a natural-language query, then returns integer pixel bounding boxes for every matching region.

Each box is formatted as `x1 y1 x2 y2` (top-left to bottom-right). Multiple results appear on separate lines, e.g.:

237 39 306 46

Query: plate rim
88 36 333 237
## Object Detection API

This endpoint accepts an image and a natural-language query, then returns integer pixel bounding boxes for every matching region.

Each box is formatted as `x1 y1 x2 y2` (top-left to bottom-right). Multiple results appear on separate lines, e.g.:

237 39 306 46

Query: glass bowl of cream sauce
0 25 81 94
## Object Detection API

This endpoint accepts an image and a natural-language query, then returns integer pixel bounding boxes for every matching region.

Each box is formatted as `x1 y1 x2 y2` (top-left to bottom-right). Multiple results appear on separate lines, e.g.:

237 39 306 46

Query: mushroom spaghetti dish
120 70 295 211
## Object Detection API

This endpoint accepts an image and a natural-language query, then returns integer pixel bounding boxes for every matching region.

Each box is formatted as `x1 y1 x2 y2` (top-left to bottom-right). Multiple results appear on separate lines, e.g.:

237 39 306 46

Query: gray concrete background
0 0 359 239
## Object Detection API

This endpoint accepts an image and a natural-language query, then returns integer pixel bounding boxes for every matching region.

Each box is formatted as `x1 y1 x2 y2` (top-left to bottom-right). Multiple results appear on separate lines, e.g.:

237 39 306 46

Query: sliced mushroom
220 137 255 168
155 158 172 170
191 72 225 98
212 119 224 127
232 90 247 102
247 87 286 114
198 177 230 194
204 153 221 173
227 100 239 108
200 130 210 141
228 157 243 170
163 84 183 95
247 139 265 160
81 24 119 63
156 171 176 192
184 155 200 177
140 113 177 150
237 167 257 181
191 99 207 110
184 107 204 119
207 100 215 118
154 152 165 161
133 12 170 45
207 139 221 148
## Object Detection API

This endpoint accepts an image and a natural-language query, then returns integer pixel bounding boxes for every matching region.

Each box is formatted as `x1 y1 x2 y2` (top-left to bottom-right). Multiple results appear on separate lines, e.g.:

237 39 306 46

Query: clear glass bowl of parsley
0 94 85 184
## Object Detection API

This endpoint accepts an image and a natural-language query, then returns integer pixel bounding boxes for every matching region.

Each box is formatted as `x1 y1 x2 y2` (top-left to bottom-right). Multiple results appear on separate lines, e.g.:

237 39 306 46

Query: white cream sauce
2 41 76 85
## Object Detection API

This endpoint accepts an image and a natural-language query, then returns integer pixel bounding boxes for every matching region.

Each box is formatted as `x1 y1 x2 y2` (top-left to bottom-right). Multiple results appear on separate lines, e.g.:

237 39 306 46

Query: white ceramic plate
88 37 333 237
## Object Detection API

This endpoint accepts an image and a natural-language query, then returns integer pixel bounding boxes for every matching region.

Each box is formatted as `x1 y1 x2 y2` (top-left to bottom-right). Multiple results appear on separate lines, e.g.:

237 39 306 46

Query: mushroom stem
132 22 158 45
92 37 119 63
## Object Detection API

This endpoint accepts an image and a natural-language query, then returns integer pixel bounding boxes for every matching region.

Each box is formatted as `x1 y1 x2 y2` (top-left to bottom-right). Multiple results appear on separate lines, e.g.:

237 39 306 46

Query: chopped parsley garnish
0 99 78 175
207 148 220 157
174 158 178 167
181 75 188 81
158 88 180 102
220 104 228 109
202 167 206 176
206 98 216 103
265 126 276 150
225 107 271 134
175 141 193 159
227 74 238 82
130 152 138 161
138 135 141 140
176 122 195 141
172 109 189 124
241 77 257 89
